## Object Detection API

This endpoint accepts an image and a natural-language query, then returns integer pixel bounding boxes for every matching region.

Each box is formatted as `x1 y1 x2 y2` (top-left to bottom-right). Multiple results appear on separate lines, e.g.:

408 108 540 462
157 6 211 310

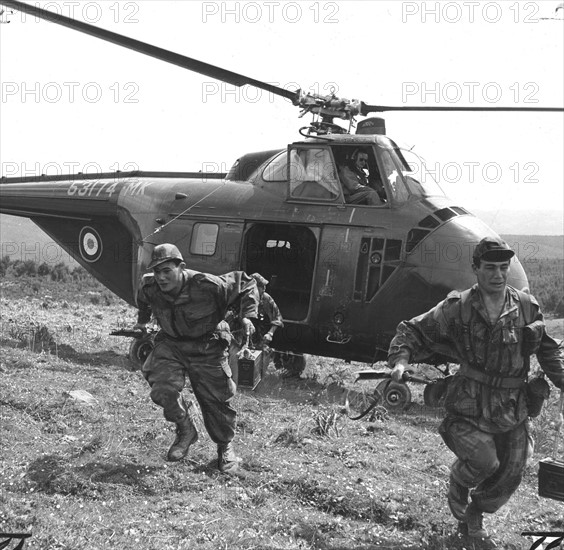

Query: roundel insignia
79 226 103 263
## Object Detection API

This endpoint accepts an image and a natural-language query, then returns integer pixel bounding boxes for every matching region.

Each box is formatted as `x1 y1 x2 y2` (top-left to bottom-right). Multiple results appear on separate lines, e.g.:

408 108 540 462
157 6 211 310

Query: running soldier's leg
142 339 189 422
181 339 237 446
471 422 529 513
439 417 500 489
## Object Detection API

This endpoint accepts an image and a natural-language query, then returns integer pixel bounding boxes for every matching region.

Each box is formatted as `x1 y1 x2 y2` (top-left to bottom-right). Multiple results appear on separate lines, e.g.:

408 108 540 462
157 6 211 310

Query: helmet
148 243 184 269
251 272 269 288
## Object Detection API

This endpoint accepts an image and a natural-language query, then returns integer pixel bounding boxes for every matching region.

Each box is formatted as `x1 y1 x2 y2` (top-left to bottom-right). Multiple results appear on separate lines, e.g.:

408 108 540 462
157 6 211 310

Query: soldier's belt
459 365 526 389
162 333 206 342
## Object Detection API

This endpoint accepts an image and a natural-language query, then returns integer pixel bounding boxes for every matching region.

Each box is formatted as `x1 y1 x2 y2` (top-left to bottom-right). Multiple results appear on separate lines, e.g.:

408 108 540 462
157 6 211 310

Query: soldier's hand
390 361 407 383
133 322 148 333
262 332 273 345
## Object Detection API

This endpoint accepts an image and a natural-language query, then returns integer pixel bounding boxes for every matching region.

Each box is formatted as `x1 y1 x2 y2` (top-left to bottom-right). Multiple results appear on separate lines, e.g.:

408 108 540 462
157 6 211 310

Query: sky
0 0 563 219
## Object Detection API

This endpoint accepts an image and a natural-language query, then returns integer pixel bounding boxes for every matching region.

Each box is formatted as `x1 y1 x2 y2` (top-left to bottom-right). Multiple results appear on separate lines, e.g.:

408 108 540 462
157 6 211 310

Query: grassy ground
1 278 563 550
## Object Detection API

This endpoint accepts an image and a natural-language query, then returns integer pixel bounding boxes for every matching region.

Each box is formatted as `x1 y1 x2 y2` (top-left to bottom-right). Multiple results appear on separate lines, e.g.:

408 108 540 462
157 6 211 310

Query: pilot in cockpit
337 149 385 206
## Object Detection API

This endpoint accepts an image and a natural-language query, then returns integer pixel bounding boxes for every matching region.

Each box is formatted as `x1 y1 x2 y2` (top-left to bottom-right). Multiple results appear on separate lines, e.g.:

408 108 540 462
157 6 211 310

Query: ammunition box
237 349 263 389
538 457 564 501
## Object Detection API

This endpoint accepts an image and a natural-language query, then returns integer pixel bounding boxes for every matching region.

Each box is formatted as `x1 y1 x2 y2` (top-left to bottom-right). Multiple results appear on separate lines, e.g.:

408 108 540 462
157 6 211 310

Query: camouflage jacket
257 292 284 334
136 270 259 342
388 285 564 433
227 291 283 346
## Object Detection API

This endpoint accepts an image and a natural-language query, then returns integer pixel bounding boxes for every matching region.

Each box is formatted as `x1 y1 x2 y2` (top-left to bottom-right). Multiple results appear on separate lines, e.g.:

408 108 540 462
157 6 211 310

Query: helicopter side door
311 225 404 354
241 222 319 322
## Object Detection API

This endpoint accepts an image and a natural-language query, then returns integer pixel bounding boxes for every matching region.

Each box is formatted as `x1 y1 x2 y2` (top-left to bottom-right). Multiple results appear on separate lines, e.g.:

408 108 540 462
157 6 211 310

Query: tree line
0 256 89 282
0 255 562 316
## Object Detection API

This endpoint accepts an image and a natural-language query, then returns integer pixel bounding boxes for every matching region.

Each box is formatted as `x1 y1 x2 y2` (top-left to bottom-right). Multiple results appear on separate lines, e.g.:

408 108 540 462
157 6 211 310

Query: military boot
217 442 241 473
447 473 469 521
167 412 198 462
465 502 490 539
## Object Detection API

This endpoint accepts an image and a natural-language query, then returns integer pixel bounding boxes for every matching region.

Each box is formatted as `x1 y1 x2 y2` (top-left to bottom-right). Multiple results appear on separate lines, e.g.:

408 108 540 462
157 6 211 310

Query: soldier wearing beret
387 237 564 545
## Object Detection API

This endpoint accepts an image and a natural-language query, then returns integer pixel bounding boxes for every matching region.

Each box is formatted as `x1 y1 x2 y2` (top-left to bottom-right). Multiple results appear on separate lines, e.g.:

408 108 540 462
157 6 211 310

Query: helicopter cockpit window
400 148 446 198
262 151 288 182
288 148 340 200
379 149 410 204
333 147 388 206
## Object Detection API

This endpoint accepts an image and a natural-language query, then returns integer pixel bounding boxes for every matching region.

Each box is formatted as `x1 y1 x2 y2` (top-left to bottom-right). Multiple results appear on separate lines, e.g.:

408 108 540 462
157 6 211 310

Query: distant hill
0 214 77 266
471 209 563 236
501 235 564 261
1 211 563 265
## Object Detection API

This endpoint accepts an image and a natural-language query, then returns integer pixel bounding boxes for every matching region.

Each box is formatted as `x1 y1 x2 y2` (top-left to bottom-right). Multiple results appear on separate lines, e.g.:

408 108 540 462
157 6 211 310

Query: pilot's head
351 149 369 172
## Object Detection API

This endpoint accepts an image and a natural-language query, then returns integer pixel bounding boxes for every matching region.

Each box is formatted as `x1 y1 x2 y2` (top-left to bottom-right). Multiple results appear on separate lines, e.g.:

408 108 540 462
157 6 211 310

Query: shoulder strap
458 289 476 366
513 287 534 326
510 287 537 373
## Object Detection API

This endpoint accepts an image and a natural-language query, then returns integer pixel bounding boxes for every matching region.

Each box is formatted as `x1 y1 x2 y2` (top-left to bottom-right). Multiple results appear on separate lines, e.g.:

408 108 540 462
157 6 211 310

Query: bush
50 262 71 282
10 259 38 277
0 255 11 277
38 262 51 276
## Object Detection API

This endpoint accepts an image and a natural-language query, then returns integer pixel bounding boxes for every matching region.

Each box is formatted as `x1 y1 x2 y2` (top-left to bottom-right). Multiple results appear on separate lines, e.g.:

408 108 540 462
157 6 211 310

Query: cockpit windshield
376 139 446 203
399 148 446 198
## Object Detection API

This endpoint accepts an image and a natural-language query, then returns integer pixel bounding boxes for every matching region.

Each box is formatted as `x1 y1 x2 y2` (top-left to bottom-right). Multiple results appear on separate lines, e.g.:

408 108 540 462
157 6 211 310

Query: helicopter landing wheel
375 380 412 411
273 352 306 378
128 337 154 371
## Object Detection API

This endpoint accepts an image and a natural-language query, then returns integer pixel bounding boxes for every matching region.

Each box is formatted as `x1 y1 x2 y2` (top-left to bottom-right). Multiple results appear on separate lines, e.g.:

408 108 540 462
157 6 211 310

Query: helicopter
1 0 563 381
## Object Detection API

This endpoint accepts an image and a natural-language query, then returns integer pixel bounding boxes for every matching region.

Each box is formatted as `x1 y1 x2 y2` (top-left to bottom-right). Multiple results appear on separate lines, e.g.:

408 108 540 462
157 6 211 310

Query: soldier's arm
261 294 284 344
537 334 564 389
219 271 259 320
532 306 564 389
265 294 284 328
339 166 360 193
134 275 153 326
523 296 564 389
388 297 457 374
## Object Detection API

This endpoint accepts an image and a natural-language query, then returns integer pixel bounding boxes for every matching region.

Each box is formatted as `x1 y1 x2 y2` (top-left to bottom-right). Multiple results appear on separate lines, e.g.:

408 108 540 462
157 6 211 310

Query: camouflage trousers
439 416 530 513
142 336 236 445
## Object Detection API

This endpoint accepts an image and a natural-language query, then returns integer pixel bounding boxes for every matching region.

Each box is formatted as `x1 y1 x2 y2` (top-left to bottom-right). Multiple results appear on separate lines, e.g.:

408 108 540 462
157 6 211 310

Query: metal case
538 457 564 501
237 349 263 389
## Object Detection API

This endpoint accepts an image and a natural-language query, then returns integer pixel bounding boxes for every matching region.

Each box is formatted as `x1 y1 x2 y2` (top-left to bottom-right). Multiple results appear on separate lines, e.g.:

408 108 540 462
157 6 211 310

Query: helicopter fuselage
0 133 528 363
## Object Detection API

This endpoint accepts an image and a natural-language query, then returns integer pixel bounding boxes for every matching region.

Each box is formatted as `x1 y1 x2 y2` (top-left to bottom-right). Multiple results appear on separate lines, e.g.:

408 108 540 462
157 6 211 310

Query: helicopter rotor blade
360 103 564 114
3 0 300 103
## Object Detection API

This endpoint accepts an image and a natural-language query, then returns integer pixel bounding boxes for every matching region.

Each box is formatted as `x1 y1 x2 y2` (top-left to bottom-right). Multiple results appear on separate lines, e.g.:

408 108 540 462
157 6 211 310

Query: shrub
10 259 38 277
0 255 11 277
50 262 71 282
38 262 51 276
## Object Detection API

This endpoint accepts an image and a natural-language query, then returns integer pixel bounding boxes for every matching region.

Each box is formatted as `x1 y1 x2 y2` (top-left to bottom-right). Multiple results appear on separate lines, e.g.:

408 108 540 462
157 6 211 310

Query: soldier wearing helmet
133 243 259 474
226 272 284 383
387 237 564 545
